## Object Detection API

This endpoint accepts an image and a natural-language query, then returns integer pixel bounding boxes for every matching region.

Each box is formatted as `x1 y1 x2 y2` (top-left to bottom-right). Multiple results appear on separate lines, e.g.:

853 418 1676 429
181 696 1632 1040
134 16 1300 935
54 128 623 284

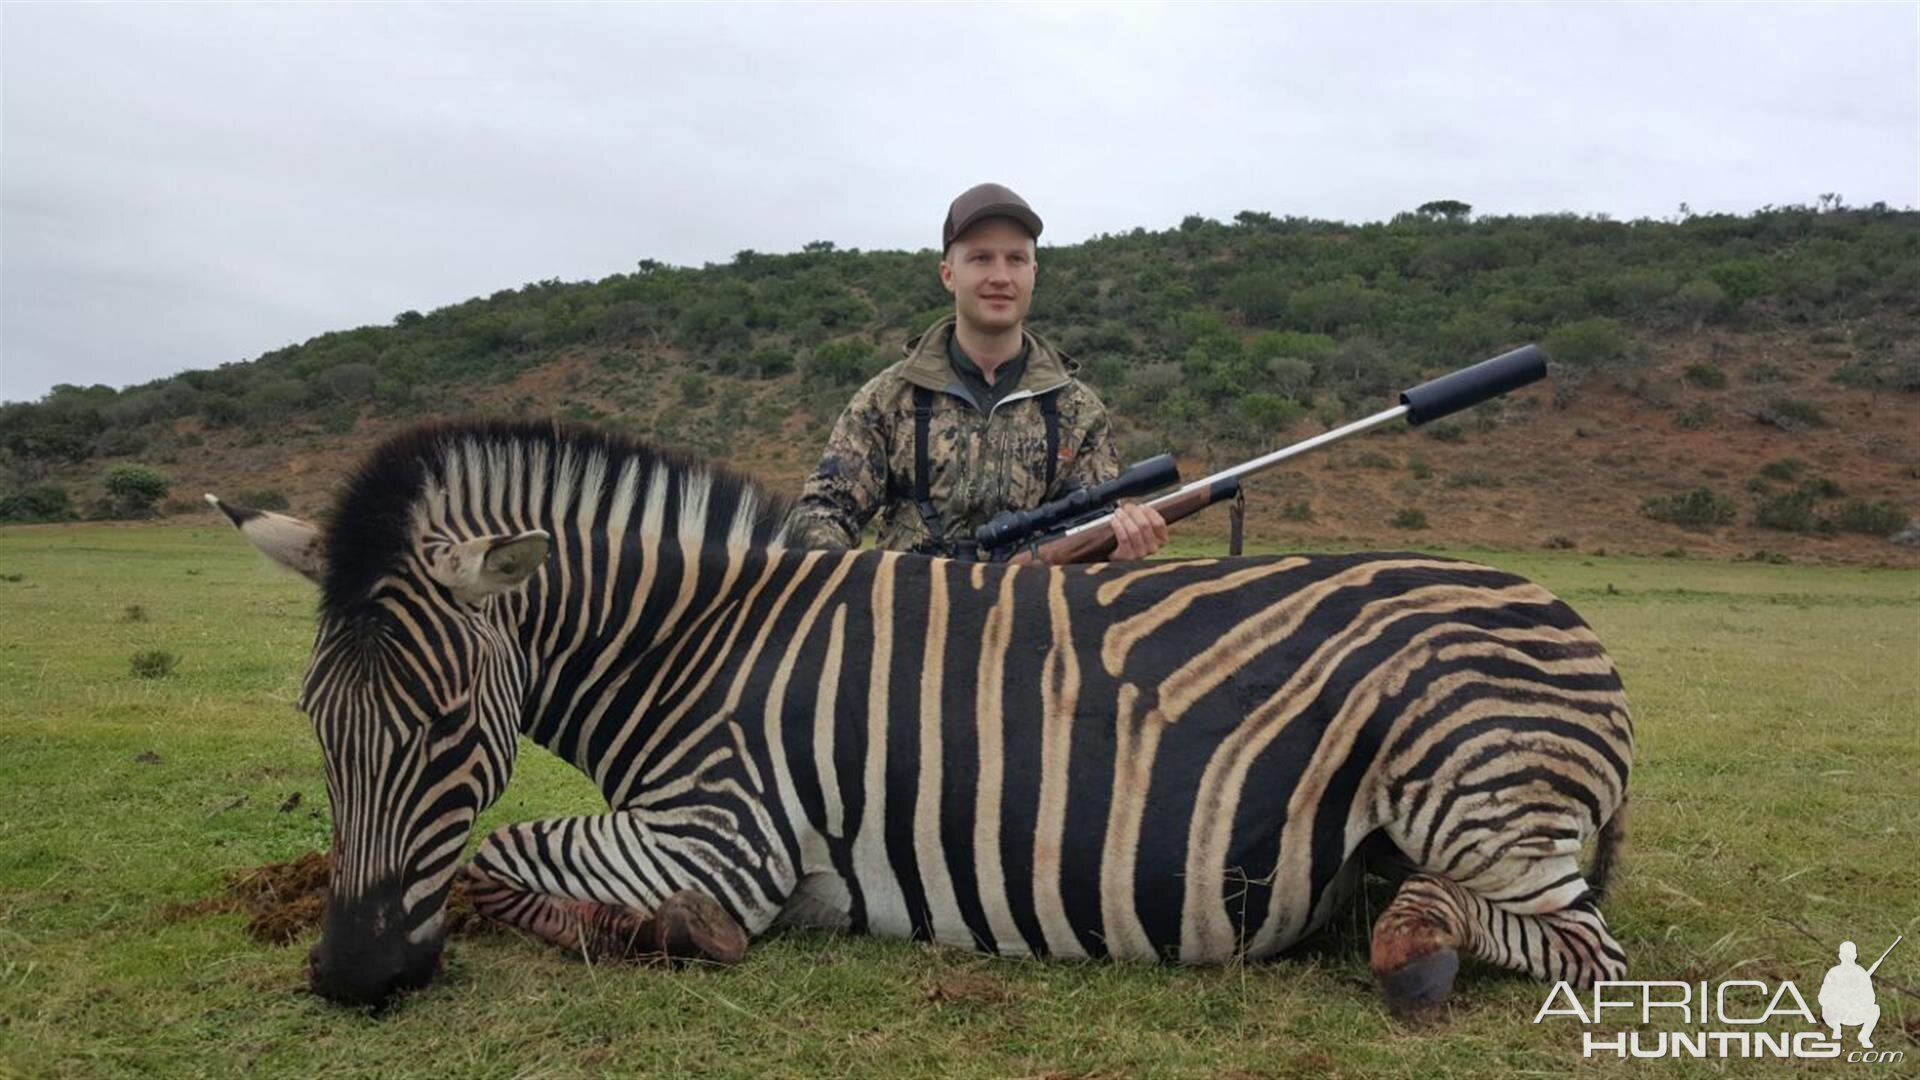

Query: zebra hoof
1377 947 1459 1020
651 891 748 966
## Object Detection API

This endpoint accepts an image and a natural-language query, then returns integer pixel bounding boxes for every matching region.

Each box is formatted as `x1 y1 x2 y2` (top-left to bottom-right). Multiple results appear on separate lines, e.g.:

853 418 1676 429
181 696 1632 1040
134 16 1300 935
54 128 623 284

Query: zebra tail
1584 796 1629 906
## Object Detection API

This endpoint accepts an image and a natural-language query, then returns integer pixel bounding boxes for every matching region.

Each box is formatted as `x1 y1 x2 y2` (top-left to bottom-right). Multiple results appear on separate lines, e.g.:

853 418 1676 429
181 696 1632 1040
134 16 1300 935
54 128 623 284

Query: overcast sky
2 2 1915 404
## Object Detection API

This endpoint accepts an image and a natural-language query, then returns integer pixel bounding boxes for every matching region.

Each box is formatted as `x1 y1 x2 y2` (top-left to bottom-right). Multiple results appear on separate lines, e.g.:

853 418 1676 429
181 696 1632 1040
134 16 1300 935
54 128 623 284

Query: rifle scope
976 453 1179 551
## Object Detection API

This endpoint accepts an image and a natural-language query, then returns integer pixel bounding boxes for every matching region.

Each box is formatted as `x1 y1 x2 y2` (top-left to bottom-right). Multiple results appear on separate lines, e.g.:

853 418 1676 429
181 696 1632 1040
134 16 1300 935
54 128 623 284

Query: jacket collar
899 314 1074 396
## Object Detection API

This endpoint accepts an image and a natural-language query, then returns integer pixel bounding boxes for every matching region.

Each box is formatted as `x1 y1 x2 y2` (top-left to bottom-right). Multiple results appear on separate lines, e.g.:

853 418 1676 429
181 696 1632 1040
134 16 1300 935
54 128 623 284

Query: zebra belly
792 702 1321 964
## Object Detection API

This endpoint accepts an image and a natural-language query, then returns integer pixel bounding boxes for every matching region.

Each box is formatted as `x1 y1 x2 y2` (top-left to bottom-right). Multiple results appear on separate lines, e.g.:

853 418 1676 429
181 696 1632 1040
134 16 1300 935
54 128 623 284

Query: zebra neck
518 533 802 782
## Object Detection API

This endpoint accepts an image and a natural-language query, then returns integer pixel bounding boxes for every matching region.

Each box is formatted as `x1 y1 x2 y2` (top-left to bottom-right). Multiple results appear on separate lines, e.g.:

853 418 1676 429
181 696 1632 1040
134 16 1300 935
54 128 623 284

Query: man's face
940 217 1037 333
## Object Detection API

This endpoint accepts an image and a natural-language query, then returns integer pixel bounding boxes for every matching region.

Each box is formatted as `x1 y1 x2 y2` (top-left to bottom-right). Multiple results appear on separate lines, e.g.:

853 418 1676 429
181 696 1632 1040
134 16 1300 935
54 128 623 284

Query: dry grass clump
163 851 495 944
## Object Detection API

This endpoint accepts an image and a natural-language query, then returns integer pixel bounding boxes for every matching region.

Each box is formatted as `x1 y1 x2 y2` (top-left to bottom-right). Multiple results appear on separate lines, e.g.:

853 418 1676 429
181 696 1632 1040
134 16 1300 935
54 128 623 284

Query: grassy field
1 522 1915 1077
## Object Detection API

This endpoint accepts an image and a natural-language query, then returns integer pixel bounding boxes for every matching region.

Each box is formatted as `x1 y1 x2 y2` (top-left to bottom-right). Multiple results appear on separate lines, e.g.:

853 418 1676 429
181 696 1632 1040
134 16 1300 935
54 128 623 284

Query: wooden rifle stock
1006 478 1240 566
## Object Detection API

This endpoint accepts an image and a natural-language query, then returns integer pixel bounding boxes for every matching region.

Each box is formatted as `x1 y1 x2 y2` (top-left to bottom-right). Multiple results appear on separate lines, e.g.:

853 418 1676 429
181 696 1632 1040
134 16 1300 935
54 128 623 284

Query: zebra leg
460 814 771 966
462 865 748 965
1370 872 1626 1017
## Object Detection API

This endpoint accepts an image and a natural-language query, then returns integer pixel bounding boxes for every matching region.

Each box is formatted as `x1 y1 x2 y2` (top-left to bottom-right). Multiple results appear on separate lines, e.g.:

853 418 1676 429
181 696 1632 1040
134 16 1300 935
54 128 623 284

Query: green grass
3 524 1916 1077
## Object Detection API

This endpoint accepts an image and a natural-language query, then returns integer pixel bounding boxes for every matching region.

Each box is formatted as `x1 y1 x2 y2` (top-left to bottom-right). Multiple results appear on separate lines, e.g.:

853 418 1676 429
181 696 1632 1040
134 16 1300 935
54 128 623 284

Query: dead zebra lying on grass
208 420 1633 1017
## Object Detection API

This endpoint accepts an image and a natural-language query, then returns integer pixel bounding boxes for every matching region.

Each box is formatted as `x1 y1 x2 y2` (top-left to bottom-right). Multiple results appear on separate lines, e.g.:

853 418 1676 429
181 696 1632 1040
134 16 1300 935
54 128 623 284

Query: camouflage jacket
788 315 1121 552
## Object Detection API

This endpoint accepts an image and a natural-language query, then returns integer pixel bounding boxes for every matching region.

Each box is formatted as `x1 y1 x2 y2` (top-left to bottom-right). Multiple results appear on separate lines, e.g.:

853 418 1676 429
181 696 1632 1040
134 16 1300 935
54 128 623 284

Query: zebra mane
320 419 792 620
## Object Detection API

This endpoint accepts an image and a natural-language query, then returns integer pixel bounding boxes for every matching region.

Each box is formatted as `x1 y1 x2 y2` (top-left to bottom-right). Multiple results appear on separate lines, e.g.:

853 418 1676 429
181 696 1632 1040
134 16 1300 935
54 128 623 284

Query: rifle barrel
1063 404 1410 537
1867 935 1902 977
1045 344 1544 553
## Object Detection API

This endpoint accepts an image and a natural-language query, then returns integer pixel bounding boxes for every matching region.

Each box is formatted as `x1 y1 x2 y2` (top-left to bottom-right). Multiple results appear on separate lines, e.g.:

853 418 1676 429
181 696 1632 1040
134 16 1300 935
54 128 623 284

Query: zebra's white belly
770 862 1287 963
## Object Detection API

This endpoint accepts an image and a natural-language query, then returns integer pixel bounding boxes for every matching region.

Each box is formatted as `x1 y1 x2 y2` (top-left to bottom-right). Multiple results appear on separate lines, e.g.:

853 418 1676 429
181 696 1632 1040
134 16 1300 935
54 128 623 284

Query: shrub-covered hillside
3 201 1916 563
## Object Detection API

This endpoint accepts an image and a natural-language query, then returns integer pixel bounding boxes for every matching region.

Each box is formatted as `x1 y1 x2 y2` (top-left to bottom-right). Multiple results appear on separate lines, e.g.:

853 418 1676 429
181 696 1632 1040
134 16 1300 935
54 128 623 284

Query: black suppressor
1399 344 1547 425
975 453 1180 551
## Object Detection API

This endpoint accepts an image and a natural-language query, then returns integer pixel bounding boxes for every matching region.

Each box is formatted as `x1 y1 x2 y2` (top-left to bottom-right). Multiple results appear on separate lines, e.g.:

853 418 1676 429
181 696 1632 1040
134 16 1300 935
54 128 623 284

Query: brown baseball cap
942 182 1043 251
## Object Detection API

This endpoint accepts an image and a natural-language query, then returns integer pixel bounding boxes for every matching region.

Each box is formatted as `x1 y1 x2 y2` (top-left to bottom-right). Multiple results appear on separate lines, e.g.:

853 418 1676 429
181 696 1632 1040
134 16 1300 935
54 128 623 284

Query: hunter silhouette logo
1820 937 1901 1049
1533 935 1905 1063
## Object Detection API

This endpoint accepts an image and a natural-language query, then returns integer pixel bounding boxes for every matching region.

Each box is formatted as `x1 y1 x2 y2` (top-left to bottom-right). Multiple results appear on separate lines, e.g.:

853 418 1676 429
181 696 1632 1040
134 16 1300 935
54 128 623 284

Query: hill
3 202 1917 564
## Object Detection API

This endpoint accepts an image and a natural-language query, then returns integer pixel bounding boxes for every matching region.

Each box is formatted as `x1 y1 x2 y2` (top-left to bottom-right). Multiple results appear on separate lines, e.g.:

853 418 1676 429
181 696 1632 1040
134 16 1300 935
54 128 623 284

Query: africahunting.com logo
1534 936 1905 1063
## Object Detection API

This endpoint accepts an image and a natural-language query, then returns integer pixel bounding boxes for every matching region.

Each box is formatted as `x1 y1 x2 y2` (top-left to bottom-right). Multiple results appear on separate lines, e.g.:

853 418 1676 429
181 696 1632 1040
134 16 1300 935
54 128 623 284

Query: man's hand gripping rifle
976 344 1548 566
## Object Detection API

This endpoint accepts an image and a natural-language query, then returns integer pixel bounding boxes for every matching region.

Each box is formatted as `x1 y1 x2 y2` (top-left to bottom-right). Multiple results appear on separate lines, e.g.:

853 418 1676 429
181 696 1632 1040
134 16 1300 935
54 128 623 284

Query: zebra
210 419 1633 1014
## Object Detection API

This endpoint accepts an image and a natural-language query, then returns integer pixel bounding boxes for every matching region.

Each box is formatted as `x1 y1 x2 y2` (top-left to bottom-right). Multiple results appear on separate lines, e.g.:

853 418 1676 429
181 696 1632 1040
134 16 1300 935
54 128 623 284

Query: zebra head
209 492 548 1007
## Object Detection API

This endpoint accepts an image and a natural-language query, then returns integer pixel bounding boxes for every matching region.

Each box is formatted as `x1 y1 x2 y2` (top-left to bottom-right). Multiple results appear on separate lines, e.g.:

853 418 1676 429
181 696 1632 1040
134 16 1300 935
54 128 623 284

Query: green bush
1674 402 1715 430
1755 397 1827 430
1609 270 1678 309
1800 476 1844 499
1260 357 1314 398
1221 270 1291 324
1675 279 1728 326
1247 330 1335 365
1391 508 1428 529
1753 489 1823 533
102 465 170 519
1643 487 1736 529
678 373 711 407
1682 363 1727 389
1759 458 1804 481
1319 337 1409 397
1235 393 1304 438
746 348 795 379
130 650 178 679
1285 278 1380 334
242 378 310 422
1281 500 1315 522
808 340 881 385
1706 259 1774 305
95 428 147 457
0 485 73 523
315 362 377 402
318 404 358 434
1544 318 1631 369
1830 499 1906 536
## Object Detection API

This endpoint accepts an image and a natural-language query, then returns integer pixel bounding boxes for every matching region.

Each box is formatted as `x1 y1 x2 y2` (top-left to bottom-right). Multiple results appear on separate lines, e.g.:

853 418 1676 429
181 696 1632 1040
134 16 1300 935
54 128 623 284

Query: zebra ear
425 531 551 603
206 494 326 584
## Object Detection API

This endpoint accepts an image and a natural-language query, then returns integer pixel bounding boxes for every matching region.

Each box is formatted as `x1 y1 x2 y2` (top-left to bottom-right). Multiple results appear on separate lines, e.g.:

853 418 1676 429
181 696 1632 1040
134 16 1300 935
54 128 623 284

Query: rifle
977 344 1547 565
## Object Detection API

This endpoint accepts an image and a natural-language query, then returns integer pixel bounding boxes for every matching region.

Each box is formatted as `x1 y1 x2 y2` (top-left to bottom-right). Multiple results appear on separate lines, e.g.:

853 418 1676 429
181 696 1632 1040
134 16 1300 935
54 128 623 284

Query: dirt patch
922 969 1010 1006
162 851 496 945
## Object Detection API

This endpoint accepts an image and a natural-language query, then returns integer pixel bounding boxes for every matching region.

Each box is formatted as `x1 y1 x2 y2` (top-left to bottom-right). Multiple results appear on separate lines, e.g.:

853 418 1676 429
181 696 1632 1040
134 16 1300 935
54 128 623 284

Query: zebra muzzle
307 892 446 1009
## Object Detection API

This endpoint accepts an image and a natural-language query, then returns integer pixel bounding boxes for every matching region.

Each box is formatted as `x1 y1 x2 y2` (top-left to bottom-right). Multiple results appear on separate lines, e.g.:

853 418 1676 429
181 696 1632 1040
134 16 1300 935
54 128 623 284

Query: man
787 183 1168 560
